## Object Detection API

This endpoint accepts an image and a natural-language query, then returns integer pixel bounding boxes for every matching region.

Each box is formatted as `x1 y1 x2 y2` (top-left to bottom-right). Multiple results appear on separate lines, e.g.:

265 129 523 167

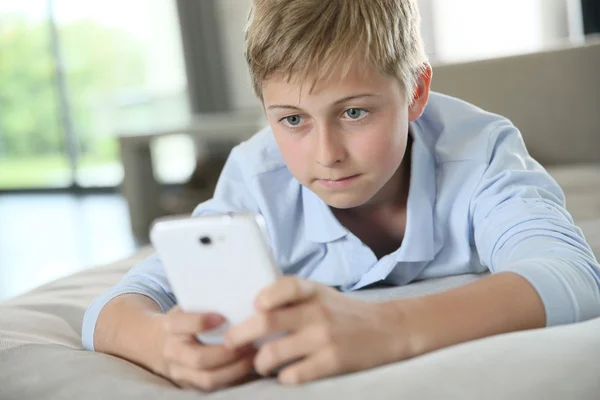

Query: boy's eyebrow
267 94 381 111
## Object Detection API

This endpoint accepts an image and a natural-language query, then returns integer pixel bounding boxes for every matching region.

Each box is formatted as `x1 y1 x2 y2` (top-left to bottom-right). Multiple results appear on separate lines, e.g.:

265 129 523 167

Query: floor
0 193 140 301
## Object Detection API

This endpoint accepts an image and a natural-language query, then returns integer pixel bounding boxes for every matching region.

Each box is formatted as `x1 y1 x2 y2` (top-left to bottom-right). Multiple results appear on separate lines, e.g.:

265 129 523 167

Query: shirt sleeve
470 119 600 326
81 146 260 350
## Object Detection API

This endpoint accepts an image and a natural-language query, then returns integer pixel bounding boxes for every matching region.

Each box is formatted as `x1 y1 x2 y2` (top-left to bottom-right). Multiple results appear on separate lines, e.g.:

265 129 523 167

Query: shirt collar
302 184 348 243
302 121 438 263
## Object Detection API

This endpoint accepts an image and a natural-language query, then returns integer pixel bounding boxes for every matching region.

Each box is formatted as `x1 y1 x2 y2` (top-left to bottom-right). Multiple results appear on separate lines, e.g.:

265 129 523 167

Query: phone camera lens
199 236 212 245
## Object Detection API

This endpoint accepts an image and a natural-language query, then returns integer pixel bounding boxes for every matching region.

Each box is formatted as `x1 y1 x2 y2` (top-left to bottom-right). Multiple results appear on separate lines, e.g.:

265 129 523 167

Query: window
421 0 580 64
0 0 188 189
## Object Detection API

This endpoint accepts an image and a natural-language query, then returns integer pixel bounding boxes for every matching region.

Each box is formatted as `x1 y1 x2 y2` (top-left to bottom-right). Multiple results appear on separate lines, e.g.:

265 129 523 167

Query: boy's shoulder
419 92 517 164
230 125 287 177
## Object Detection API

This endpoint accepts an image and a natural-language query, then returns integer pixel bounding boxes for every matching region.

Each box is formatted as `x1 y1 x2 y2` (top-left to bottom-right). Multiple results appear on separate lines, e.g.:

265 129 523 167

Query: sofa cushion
2 243 600 399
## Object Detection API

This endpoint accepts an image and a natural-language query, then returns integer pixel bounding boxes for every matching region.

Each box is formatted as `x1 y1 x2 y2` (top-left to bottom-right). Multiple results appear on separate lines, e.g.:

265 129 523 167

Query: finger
255 277 316 311
168 352 256 392
225 301 315 349
164 339 254 370
164 312 225 335
253 325 328 376
277 347 345 386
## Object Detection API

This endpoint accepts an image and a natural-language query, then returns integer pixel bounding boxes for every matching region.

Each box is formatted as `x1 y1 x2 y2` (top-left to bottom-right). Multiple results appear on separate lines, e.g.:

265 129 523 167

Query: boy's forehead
262 63 399 103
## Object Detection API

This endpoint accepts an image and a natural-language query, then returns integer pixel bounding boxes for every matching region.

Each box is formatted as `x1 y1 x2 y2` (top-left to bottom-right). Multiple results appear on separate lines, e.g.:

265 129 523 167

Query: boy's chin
320 192 372 210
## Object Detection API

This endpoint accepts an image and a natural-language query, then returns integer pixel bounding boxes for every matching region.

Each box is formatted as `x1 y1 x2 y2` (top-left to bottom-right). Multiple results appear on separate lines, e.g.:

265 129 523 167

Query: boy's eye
344 108 367 119
283 115 303 126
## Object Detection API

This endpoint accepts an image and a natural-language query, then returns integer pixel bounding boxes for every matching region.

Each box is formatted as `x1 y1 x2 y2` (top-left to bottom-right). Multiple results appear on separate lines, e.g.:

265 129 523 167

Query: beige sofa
1 41 599 399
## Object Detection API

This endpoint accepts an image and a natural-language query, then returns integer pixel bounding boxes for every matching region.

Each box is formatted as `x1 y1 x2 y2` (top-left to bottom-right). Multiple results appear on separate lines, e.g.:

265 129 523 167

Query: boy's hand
153 306 257 392
224 277 408 385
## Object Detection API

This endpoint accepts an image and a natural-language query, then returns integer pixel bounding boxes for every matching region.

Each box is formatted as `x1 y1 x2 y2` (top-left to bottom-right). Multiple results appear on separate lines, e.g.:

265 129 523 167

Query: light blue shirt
82 92 600 351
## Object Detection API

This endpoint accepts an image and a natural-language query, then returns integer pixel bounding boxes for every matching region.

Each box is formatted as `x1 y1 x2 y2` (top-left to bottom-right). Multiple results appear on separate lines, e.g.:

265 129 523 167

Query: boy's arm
389 271 545 357
467 122 600 327
93 293 165 372
395 121 600 354
81 253 177 351
224 272 545 383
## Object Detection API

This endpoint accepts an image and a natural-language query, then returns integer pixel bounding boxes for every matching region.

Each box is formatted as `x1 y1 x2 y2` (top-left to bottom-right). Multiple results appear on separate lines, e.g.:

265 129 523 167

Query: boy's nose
314 126 347 168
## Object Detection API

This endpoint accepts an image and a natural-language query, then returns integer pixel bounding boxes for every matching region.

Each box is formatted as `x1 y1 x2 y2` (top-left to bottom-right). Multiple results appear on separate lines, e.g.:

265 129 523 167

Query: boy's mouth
316 174 361 188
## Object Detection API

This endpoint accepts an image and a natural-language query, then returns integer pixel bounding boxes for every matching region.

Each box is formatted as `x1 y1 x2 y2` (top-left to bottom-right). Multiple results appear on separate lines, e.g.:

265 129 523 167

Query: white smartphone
149 212 281 345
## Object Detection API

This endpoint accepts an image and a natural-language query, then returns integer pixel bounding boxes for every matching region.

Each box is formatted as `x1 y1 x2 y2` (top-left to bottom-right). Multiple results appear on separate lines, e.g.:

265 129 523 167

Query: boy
82 0 600 391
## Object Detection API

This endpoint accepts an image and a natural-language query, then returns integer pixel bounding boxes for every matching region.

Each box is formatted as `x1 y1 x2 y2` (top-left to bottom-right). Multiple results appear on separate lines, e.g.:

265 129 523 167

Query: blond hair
244 0 429 101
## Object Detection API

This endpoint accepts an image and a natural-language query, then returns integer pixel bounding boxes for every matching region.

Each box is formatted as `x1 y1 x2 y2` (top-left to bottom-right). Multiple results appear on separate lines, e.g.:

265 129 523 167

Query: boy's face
262 63 431 210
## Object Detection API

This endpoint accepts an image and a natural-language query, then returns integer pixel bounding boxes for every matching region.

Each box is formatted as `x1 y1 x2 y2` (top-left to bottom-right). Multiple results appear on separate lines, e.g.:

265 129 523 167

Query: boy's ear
408 64 432 122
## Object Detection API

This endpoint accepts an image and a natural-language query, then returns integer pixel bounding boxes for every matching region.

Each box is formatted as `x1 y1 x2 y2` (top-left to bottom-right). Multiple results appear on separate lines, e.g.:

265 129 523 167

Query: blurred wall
431 0 576 63
214 0 260 111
